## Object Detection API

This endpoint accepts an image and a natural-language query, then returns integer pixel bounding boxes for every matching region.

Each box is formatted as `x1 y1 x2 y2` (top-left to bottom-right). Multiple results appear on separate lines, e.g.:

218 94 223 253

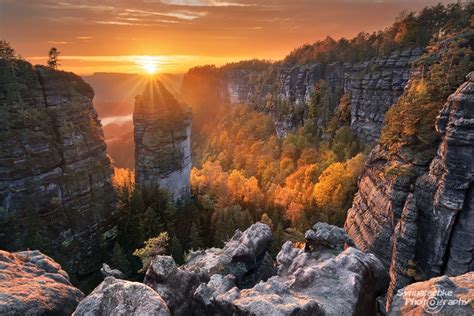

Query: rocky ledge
77 222 388 315
0 250 84 315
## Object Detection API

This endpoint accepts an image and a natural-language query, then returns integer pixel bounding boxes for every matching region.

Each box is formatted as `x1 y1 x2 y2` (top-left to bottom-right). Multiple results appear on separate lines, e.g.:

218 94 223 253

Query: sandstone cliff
345 72 474 309
134 79 192 199
182 48 423 143
0 60 116 278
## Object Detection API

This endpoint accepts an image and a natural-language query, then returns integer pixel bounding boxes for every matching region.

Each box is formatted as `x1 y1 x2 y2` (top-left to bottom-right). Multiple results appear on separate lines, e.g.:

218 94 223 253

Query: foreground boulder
0 250 83 315
74 277 170 316
214 223 388 315
184 222 274 288
389 272 474 315
144 256 205 315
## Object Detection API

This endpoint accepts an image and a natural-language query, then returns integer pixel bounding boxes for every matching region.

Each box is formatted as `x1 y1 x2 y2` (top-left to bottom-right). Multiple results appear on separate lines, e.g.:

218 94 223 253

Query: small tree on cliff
47 47 60 69
133 232 169 273
0 40 16 60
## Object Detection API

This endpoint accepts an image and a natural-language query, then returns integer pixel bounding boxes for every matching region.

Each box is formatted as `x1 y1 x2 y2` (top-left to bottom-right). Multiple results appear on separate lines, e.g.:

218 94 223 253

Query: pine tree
270 223 286 257
189 222 203 250
110 242 131 276
169 235 184 264
47 47 60 69
133 232 169 273
0 40 16 60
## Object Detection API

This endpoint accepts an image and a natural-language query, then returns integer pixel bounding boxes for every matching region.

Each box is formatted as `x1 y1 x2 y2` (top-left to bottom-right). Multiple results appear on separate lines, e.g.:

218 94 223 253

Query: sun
142 61 157 75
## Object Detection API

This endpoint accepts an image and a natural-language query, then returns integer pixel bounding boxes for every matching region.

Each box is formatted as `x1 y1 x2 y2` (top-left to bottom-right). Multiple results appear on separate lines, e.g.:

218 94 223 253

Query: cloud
76 36 93 40
47 41 70 44
158 0 253 7
124 8 207 20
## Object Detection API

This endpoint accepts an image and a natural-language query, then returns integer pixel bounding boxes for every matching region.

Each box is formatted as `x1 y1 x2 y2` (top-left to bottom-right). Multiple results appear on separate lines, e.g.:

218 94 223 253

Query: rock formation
134 79 192 199
0 250 84 315
73 277 171 316
345 72 474 309
0 59 116 278
181 48 423 143
389 272 474 315
100 263 124 279
133 222 387 315
212 224 388 315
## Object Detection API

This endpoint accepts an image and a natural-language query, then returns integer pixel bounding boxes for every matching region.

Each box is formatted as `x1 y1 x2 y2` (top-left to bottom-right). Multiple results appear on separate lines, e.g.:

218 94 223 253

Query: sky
0 0 456 74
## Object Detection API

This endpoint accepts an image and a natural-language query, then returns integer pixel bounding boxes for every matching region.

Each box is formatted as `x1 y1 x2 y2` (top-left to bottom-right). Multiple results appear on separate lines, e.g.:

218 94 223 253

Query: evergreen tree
133 232 169 273
0 40 16 60
169 235 184 264
110 242 131 276
47 47 60 69
189 222 203 250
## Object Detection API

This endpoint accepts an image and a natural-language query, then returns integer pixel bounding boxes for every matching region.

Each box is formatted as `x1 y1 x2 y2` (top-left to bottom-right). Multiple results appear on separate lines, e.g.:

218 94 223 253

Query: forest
7 3 469 285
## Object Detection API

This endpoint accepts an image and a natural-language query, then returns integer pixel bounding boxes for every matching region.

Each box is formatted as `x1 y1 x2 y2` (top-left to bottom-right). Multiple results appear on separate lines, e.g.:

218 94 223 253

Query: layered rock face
134 79 192 199
0 250 84 315
0 60 116 277
389 272 474 315
182 48 422 143
131 222 387 315
345 72 474 309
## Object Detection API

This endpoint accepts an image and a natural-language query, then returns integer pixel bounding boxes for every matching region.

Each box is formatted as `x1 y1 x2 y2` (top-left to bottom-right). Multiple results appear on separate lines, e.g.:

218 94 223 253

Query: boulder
73 277 170 316
0 250 83 315
184 222 274 288
213 223 388 315
215 247 388 315
100 263 124 279
389 272 474 315
144 256 205 315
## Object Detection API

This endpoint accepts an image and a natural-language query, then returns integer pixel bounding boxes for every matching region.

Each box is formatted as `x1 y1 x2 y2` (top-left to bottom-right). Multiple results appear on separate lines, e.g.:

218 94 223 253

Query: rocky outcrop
0 250 83 315
182 48 422 143
134 79 192 199
389 272 474 315
140 222 386 315
144 255 205 315
144 223 273 315
213 223 388 315
184 222 274 288
0 59 116 278
345 72 474 309
73 276 171 316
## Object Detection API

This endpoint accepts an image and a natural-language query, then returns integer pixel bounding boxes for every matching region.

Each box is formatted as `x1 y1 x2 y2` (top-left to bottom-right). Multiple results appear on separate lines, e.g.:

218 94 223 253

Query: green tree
189 222 203 250
47 47 60 69
169 235 184 264
0 40 16 60
133 232 169 273
110 242 131 276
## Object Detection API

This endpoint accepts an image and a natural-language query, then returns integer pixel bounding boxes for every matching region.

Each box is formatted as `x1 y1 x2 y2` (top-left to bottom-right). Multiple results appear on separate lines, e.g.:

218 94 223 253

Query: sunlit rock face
0 60 116 278
182 48 423 143
0 250 84 315
133 80 192 199
345 72 474 309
